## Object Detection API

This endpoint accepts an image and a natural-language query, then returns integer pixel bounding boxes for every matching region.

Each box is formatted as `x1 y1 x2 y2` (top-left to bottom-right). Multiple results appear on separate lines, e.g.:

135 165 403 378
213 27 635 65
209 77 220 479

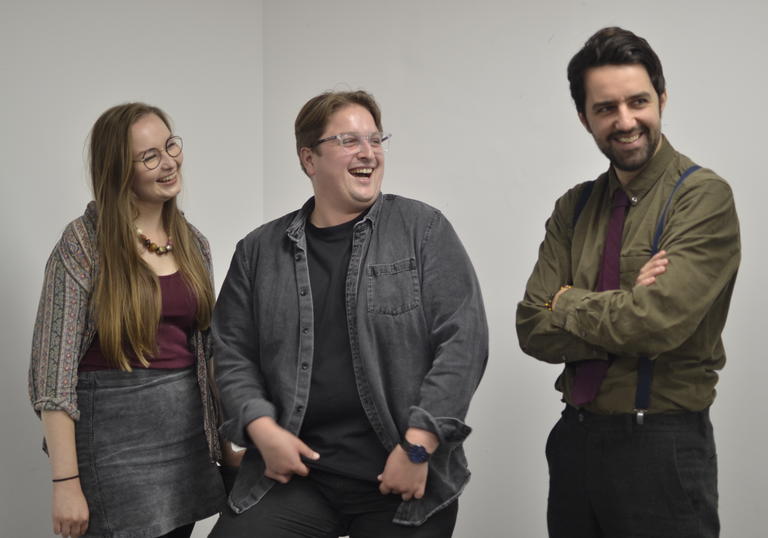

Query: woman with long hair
29 103 232 537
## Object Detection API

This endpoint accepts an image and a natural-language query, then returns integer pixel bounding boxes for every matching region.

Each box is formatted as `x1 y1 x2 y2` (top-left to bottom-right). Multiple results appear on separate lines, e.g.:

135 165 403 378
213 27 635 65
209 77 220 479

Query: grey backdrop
2 1 764 536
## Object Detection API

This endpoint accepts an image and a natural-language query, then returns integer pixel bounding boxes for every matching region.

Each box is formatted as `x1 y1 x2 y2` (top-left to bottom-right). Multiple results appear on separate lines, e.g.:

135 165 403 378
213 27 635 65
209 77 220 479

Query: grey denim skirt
75 367 225 537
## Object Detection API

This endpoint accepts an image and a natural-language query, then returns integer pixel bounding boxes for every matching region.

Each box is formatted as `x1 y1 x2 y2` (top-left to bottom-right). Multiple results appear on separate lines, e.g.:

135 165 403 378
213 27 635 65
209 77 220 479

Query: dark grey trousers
546 405 719 538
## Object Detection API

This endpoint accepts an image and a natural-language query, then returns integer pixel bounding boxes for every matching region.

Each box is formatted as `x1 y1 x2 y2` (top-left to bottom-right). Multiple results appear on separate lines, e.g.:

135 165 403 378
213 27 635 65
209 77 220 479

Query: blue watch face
405 443 429 464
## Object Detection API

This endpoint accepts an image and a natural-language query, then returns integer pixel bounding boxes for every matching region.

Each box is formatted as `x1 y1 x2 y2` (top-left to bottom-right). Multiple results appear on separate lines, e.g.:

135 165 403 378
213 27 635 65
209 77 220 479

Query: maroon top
79 272 197 371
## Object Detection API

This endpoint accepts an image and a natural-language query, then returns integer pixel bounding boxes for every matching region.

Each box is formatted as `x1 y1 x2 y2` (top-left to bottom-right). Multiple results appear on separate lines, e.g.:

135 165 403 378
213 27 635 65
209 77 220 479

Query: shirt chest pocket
619 255 649 289
366 257 421 315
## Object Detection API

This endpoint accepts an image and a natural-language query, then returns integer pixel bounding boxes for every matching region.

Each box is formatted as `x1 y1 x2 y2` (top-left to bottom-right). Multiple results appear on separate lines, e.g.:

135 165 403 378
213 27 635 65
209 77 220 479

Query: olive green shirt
516 137 740 413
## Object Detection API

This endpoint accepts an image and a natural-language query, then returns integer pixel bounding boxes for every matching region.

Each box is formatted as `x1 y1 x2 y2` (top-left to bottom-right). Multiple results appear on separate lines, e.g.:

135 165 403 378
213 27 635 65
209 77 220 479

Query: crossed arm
552 250 669 309
519 177 739 361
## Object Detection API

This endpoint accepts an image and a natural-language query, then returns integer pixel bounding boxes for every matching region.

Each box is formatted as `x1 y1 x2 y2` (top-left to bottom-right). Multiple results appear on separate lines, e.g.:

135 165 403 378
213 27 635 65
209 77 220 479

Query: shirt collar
286 192 384 242
607 135 675 202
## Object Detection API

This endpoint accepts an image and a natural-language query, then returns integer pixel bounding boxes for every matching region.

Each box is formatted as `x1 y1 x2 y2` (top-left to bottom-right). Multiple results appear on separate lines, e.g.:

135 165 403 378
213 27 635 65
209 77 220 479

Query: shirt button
295 253 303 261
300 287 307 296
301 362 309 371
630 196 639 206
295 405 304 414
302 327 309 335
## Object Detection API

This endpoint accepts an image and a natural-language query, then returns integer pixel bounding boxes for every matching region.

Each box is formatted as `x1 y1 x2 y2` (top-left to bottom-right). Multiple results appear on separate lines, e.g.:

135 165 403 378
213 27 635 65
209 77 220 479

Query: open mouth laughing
349 167 373 178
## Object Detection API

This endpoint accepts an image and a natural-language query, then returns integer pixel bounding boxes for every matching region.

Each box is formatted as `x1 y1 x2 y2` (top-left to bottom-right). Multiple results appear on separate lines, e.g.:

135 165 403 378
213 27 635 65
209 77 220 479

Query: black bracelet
52 474 79 483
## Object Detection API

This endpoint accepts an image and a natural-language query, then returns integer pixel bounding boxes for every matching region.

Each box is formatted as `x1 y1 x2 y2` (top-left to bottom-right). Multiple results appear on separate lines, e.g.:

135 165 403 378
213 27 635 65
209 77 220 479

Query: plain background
2 1 765 536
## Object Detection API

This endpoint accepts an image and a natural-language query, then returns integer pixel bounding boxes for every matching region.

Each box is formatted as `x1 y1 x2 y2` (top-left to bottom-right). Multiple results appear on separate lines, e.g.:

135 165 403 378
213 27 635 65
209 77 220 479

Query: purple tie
571 188 630 406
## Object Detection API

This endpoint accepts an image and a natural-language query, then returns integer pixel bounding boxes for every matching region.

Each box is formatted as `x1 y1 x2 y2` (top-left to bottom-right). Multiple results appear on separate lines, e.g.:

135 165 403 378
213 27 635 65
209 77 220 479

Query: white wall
3 0 765 536
0 1 262 536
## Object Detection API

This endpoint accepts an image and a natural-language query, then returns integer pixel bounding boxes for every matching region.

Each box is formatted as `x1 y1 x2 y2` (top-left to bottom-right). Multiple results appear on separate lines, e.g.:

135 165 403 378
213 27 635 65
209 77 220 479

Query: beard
596 123 662 173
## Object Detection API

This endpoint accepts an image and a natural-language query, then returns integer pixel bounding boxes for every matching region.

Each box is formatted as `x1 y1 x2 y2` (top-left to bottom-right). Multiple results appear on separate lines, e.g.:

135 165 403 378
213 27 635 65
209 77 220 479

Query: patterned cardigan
28 201 222 462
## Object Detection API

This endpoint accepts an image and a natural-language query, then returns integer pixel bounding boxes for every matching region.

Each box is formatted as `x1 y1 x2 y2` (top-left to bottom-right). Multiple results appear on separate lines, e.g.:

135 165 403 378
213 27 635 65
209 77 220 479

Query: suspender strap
572 180 595 228
634 165 701 422
650 165 701 255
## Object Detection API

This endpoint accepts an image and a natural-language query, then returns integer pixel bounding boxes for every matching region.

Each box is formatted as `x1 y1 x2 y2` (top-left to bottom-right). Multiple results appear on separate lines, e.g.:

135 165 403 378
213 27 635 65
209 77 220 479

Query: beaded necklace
136 228 173 256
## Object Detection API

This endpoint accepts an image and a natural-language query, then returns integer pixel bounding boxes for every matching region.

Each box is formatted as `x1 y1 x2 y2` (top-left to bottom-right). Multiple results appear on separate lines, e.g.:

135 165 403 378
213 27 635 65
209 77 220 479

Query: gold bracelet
546 285 573 311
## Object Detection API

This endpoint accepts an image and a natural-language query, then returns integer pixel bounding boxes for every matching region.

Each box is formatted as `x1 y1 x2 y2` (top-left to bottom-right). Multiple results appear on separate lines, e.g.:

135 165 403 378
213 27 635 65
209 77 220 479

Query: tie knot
612 189 630 209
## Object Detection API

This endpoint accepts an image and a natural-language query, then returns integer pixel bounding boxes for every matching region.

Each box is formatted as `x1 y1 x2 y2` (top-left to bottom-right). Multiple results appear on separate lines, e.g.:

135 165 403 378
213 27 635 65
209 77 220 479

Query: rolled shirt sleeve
516 184 611 364
407 211 489 447
212 239 277 448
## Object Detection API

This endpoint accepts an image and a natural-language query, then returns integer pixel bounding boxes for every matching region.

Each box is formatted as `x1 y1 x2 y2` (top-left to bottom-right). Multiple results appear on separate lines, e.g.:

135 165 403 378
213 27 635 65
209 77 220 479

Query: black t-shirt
300 214 389 481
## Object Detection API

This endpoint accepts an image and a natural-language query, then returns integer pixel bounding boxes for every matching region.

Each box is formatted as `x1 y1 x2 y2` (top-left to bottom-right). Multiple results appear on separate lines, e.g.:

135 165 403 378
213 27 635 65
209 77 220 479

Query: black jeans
160 523 194 538
546 406 719 538
209 469 458 537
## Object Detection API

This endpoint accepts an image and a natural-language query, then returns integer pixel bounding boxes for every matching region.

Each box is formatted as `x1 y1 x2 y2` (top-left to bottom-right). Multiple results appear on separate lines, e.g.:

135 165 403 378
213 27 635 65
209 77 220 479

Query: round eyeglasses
311 132 391 154
133 136 183 170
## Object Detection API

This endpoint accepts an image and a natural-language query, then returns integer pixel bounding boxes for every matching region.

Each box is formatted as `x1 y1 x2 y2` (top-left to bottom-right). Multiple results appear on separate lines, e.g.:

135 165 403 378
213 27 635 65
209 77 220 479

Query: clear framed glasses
133 135 183 170
312 131 391 153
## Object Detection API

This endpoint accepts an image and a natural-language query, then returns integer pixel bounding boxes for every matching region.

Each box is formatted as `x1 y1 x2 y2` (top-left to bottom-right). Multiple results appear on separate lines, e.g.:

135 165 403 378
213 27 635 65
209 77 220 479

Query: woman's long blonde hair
90 103 214 370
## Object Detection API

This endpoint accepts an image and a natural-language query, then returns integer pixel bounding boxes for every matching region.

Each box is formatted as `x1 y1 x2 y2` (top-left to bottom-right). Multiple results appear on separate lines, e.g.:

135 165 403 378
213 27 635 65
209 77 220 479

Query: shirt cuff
33 397 80 422
408 406 472 448
550 287 591 331
220 398 276 448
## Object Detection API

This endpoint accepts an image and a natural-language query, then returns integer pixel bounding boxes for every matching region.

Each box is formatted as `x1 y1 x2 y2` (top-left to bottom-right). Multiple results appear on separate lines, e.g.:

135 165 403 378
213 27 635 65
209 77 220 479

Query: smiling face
579 64 667 184
300 104 384 226
130 113 182 211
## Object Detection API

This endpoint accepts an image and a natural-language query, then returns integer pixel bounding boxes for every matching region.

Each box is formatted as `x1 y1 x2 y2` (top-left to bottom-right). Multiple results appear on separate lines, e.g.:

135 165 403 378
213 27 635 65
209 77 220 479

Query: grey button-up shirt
213 193 488 526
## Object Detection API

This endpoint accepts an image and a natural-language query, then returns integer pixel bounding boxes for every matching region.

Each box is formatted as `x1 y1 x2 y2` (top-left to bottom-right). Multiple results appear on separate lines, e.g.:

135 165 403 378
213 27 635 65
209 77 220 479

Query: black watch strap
401 439 431 464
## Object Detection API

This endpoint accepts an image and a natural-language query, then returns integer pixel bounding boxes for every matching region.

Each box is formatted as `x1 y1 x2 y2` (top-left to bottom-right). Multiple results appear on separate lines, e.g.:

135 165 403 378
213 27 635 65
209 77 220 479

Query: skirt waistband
76 366 194 389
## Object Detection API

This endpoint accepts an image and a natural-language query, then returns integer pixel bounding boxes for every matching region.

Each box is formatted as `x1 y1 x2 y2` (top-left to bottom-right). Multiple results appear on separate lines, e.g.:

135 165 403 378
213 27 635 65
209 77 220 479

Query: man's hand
377 428 438 501
551 285 571 311
52 479 89 538
635 250 669 287
246 417 319 484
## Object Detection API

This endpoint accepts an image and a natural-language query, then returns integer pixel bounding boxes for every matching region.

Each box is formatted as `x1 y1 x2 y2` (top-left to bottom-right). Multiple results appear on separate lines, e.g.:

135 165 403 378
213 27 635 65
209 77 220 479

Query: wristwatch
401 439 431 464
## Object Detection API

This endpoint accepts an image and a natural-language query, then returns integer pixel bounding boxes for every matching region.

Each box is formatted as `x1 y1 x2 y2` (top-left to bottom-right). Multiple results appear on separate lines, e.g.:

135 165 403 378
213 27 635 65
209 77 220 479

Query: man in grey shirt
210 90 488 537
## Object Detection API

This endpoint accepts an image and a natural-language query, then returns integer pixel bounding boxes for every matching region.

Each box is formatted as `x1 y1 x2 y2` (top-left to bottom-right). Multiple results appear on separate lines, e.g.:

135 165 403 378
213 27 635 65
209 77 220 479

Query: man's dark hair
567 27 665 114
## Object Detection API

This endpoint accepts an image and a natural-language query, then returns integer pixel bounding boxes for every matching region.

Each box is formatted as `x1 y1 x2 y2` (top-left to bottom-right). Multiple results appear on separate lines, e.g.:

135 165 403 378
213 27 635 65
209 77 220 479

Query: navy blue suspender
572 180 595 228
633 164 700 422
572 165 701 422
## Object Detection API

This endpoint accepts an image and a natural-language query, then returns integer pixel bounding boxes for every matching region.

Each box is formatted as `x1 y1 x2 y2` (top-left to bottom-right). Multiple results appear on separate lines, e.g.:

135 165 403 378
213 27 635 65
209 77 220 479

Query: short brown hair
294 90 383 174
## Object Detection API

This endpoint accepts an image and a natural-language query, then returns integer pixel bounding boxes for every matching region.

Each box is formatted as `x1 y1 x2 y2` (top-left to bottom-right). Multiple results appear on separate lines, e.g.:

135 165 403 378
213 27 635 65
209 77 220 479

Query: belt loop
634 409 645 426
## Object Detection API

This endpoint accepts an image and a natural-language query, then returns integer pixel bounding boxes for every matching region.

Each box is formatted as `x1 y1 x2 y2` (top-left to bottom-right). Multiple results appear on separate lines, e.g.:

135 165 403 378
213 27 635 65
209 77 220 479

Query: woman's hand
52 479 89 537
42 411 88 537
221 440 245 468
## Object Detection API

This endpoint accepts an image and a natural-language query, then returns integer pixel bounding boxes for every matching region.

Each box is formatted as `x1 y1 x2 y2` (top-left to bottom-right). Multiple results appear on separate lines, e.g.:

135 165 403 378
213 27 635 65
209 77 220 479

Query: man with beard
516 27 739 538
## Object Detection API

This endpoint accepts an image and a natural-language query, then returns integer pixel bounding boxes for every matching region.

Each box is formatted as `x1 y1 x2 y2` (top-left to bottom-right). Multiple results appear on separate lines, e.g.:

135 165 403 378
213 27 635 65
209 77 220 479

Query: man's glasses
133 136 183 170
312 132 391 154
